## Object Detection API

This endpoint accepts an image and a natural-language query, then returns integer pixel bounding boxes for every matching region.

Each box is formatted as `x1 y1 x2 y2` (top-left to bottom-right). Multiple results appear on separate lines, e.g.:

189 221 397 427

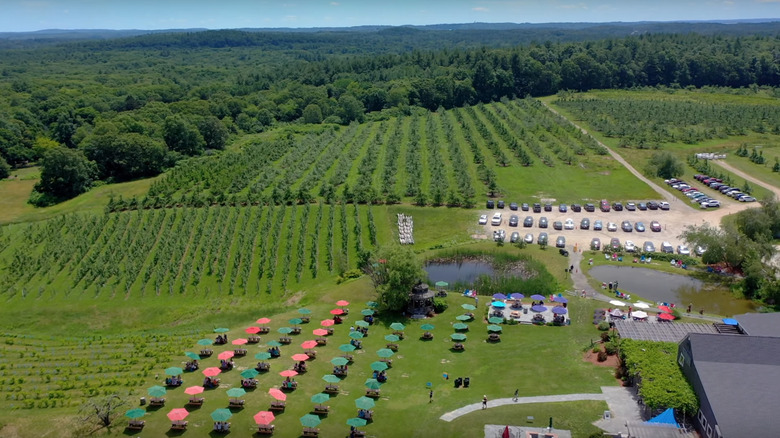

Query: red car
600 200 610 212
650 221 661 232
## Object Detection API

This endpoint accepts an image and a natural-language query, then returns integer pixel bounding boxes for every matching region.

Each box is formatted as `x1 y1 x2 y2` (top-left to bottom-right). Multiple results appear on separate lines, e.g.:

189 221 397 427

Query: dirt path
710 160 780 200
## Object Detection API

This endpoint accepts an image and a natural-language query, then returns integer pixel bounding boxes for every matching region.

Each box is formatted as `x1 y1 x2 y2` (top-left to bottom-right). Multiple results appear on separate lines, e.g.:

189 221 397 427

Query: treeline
1 29 779 202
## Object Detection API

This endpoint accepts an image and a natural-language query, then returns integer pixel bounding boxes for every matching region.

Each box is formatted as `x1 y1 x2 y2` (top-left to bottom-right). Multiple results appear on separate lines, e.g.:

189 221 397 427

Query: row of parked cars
480 213 663 233
666 176 756 207
486 199 670 212
497 230 565 248
590 237 705 256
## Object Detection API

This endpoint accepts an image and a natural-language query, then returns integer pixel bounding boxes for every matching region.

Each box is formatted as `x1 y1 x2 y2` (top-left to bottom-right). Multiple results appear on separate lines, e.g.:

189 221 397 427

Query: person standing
482 395 488 409
513 389 519 402
429 390 434 403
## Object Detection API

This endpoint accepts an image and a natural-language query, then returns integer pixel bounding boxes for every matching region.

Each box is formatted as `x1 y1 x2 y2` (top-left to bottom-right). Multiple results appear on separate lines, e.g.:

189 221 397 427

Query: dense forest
0 24 779 203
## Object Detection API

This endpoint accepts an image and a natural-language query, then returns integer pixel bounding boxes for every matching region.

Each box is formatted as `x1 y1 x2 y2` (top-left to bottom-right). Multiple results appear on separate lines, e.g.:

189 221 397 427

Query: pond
589 265 756 316
424 261 495 285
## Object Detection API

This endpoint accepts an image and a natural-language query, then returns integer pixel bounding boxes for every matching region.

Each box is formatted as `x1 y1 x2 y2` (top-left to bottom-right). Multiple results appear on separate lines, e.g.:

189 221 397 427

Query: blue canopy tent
646 408 680 428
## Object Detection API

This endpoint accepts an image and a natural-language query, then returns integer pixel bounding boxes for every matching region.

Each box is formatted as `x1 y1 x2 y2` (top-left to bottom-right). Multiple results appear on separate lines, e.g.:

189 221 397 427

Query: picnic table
313 405 330 414
233 348 247 356
300 316 310 323
127 420 145 430
247 336 261 343
149 397 165 407
304 349 317 358
421 332 433 340
392 331 405 339
324 384 339 394
269 401 286 411
326 328 334 336
187 397 204 406
170 421 188 430
452 343 465 351
365 388 381 398
228 399 245 408
256 362 271 372
200 349 213 357
279 337 292 344
257 424 275 435
341 354 353 362
488 333 501 342
291 327 302 335
386 343 398 351
303 427 320 437
258 327 270 334
316 337 327 346
379 358 392 367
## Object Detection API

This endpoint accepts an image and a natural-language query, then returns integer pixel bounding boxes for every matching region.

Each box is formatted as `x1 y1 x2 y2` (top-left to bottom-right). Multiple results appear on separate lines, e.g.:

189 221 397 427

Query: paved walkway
440 393 606 422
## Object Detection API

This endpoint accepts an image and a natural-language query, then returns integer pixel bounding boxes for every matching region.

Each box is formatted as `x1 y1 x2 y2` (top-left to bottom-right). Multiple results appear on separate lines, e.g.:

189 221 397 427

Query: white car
658 201 670 210
564 218 575 230
701 200 720 208
624 240 636 252
491 213 502 226
677 245 691 255
479 214 488 225
607 222 618 232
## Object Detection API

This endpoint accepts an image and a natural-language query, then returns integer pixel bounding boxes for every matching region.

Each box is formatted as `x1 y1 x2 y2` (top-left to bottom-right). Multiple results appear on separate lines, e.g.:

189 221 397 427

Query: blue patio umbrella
531 305 548 312
722 318 739 326
552 307 568 314
492 293 507 300
509 293 524 299
553 296 568 303
530 294 546 301
491 301 506 308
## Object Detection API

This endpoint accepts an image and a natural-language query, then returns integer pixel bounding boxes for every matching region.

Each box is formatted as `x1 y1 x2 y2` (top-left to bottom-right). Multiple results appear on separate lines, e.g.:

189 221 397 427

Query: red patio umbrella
312 329 328 336
320 319 335 327
167 408 190 422
256 317 272 324
301 340 318 349
254 410 276 425
336 300 350 307
268 388 287 401
658 313 676 321
245 327 261 334
291 353 310 361
330 309 344 315
658 305 673 313
184 386 205 395
218 351 235 360
279 370 298 377
232 338 248 345
202 367 222 377
502 425 510 438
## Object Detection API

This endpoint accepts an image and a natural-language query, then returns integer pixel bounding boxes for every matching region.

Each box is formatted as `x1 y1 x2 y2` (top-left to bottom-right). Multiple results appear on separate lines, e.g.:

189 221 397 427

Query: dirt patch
583 348 623 384
284 291 305 306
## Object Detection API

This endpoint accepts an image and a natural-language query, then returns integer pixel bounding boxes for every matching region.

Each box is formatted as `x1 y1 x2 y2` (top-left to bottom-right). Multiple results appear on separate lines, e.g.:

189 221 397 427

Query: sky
1 0 778 32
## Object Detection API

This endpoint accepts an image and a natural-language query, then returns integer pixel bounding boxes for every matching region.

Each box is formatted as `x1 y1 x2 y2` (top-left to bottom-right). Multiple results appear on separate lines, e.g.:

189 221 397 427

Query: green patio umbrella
370 361 388 372
376 348 394 358
455 315 471 321
298 308 312 315
364 379 382 390
488 317 504 324
125 408 145 419
211 408 233 422
185 352 201 360
461 304 476 311
310 393 330 404
390 322 405 331
347 417 368 427
322 374 341 383
453 323 469 330
361 309 375 316
487 324 502 332
255 352 272 360
355 320 370 328
435 281 449 288
339 343 356 352
214 328 230 333
165 366 183 376
330 357 349 366
300 414 322 428
226 388 246 398
366 301 378 308
278 327 293 334
450 333 467 341
289 318 303 325
349 331 364 339
420 323 435 331
147 385 167 397
241 369 260 379
197 339 213 346
266 340 282 347
355 396 376 410
384 334 399 342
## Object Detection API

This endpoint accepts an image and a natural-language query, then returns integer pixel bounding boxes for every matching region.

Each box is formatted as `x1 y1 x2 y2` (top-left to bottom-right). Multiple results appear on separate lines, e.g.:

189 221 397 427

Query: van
661 242 674 253
491 213 502 226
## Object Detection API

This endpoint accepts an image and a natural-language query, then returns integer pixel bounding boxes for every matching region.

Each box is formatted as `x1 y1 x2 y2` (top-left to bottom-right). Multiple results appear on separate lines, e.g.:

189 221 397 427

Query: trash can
140 397 146 406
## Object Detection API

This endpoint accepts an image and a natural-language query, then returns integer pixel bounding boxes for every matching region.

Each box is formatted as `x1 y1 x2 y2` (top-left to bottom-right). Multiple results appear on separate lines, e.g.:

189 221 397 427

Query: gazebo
407 282 435 318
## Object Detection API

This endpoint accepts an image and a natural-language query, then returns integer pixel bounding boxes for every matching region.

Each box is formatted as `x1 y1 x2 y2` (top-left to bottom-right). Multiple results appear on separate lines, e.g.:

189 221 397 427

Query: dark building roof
732 312 780 338
684 333 780 437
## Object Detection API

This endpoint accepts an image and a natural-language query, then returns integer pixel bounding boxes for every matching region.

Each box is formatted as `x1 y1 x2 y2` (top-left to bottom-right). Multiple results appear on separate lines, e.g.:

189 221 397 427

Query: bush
592 346 601 354
600 331 611 342
597 351 608 362
604 341 618 355
432 297 448 313
597 321 610 331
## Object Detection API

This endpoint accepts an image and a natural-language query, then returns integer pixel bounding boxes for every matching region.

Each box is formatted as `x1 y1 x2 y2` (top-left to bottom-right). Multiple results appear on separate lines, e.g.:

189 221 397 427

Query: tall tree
362 245 425 312
163 115 205 156
34 147 97 200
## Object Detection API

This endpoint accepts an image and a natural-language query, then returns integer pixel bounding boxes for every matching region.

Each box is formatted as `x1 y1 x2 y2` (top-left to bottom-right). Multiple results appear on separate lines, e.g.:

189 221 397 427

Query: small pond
589 265 756 316
424 261 495 285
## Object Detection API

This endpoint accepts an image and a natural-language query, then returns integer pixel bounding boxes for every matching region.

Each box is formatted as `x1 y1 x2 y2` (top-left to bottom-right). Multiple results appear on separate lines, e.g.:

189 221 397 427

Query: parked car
537 232 548 245
624 240 636 252
661 242 674 253
564 218 575 230
491 213 502 226
607 222 618 232
539 217 549 228
638 202 647 211
659 201 670 210
524 233 534 244
612 202 623 211
544 203 553 212
478 214 488 225
559 204 567 213
677 245 690 255
493 229 506 242
486 200 495 209
650 221 661 232
522 203 530 211
610 238 621 250
647 201 659 210
509 202 518 211
580 218 590 229
621 220 632 232
625 202 636 211
593 220 603 231
497 200 505 209
701 200 721 208
740 196 756 202
643 241 656 253
695 245 707 256
634 222 646 232
571 204 582 212
523 216 533 227
509 215 519 227
600 200 611 212
533 203 542 213
591 238 601 250
510 231 520 243
556 236 566 248
584 203 595 212
553 221 563 230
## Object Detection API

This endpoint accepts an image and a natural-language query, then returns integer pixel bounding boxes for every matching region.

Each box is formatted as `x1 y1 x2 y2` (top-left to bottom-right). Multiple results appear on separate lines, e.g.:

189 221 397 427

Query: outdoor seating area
126 420 145 430
421 332 433 340
256 362 271 372
247 335 261 343
279 336 292 344
324 384 339 394
365 388 380 397
233 348 247 356
228 399 245 408
397 213 414 244
213 421 231 433
386 343 397 351
170 420 188 430
293 362 307 373
316 337 327 345
184 360 198 371
281 379 298 390
241 378 258 388
203 377 220 388
452 342 465 351
302 426 320 436
257 424 275 434
199 349 213 357
489 295 571 326
488 333 501 342
357 409 373 421
187 397 204 406
269 401 286 411
165 376 182 387
149 397 165 406
313 404 330 414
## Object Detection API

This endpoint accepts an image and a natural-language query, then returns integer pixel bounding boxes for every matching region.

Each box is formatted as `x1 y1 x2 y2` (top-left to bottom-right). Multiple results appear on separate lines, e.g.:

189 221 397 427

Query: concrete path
439 393 606 422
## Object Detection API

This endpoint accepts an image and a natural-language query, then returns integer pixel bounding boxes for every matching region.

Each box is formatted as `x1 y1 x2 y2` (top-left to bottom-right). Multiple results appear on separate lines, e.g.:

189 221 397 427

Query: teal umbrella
310 393 330 404
376 348 394 358
255 352 272 360
384 334 399 342
165 367 183 376
355 396 376 410
322 374 341 383
488 317 504 324
364 378 382 390
214 328 230 333
289 318 303 325
241 369 259 379
487 324 502 332
453 323 468 330
226 388 246 398
349 331 364 339
461 304 476 311
300 414 322 428
266 340 282 347
147 386 167 397
370 361 388 372
450 333 467 341
366 301 378 308
278 327 293 334
125 408 145 419
420 323 435 331
455 315 471 321
298 308 312 315
390 322 405 331
339 344 356 352
330 357 349 366
211 408 233 422
355 320 370 328
347 417 367 427
185 352 201 360
197 339 213 346
361 309 375 316
435 281 449 287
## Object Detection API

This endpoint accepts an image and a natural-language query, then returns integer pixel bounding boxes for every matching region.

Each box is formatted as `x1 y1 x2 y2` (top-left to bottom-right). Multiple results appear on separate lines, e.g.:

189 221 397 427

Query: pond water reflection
424 261 495 285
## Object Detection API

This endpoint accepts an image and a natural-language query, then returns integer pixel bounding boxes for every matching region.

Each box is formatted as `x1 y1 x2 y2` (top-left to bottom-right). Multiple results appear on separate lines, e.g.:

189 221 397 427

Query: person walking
513 389 519 402
429 390 434 403
482 395 488 409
